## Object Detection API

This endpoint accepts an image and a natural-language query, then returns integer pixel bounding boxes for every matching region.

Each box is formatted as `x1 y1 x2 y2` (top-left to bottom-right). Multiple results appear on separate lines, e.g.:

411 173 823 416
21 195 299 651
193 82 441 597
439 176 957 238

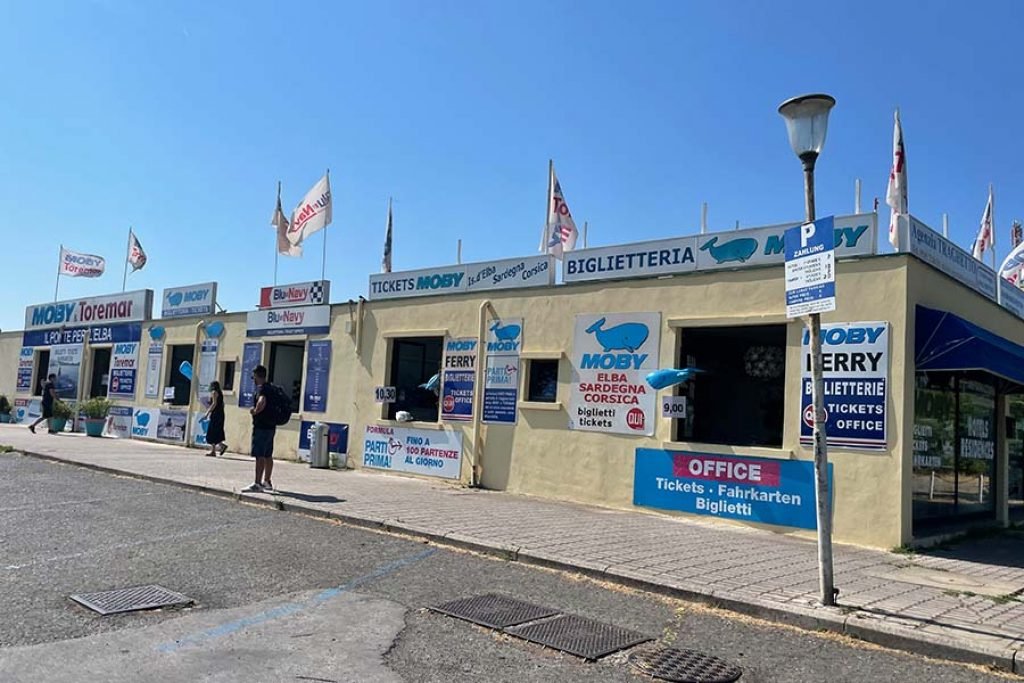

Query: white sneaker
241 483 263 493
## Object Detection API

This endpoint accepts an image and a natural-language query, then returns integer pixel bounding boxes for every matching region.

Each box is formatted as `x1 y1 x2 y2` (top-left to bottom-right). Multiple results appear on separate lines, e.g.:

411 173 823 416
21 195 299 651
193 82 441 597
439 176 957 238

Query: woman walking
204 381 227 456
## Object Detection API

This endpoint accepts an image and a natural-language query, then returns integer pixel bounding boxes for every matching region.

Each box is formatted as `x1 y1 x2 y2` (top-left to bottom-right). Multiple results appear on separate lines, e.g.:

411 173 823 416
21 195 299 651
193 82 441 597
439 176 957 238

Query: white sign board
901 216 998 301
161 282 218 318
661 396 687 419
362 424 463 479
145 342 164 399
785 216 836 318
25 289 153 330
368 255 555 300
569 312 661 436
259 280 330 309
131 408 160 439
375 386 397 403
246 304 331 337
482 319 522 425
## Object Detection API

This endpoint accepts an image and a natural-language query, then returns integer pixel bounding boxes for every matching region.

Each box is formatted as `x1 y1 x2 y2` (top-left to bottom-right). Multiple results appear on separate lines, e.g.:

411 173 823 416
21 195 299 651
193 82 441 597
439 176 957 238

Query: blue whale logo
205 321 225 338
490 321 521 341
135 411 151 426
168 292 184 307
149 325 165 340
700 236 758 264
585 318 649 353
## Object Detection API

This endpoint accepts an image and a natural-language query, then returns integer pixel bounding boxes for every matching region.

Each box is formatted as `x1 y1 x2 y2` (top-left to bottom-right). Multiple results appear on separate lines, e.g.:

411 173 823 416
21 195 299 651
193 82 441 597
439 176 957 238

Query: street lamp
778 93 837 607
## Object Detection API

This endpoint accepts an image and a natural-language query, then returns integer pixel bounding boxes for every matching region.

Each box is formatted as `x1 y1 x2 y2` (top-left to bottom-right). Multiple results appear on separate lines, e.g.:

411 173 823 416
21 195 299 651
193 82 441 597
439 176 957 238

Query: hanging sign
569 312 660 436
303 340 332 412
785 216 836 318
483 319 522 424
800 322 889 450
441 337 477 421
109 341 141 399
362 424 463 479
17 347 34 393
145 342 164 399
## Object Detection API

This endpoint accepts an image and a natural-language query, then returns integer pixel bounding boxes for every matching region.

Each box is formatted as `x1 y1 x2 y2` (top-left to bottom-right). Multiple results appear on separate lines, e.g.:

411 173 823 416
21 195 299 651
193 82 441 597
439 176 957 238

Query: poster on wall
198 339 219 408
441 338 477 422
297 420 349 463
145 342 164 399
48 344 83 399
633 448 831 530
569 312 661 436
156 409 187 442
303 340 332 413
362 424 463 479
131 408 159 439
13 398 40 424
17 347 34 393
238 342 262 408
109 342 140 399
106 405 133 438
483 319 522 424
800 321 889 450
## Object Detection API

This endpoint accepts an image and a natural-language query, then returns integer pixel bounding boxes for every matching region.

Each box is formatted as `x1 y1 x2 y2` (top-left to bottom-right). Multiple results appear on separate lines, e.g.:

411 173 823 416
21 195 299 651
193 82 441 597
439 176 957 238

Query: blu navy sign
367 255 554 300
563 213 874 284
483 321 522 424
442 337 477 422
25 290 153 330
259 280 330 309
246 305 330 337
801 322 889 450
784 216 836 318
569 312 661 436
633 449 831 530
161 282 218 318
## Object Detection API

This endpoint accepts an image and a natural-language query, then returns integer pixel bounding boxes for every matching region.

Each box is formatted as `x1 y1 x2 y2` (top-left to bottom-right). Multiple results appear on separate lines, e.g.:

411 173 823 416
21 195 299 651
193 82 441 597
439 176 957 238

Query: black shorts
42 404 54 419
251 428 275 459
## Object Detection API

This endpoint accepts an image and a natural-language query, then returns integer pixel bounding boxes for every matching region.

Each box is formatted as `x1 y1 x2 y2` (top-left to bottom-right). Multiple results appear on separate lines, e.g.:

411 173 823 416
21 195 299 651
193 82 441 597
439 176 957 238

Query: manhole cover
628 647 743 682
70 585 193 616
506 613 651 660
431 594 560 629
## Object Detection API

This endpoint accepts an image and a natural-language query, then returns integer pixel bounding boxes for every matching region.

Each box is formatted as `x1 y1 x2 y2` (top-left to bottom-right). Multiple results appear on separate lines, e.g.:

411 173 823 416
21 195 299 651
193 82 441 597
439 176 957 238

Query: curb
13 448 1022 674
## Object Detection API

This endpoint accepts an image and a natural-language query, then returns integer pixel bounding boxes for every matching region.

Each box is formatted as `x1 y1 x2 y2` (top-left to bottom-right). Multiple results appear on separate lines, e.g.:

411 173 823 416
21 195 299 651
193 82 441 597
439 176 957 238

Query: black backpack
261 382 293 426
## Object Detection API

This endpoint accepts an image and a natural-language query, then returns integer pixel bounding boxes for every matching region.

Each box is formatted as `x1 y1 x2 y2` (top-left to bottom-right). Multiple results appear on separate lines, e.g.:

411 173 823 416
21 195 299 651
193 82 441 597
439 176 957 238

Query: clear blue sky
2 0 1022 331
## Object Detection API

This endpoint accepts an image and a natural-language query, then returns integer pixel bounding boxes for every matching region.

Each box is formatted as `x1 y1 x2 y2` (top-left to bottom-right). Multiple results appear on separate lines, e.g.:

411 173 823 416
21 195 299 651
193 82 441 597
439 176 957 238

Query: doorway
165 345 195 406
33 350 50 396
89 347 112 398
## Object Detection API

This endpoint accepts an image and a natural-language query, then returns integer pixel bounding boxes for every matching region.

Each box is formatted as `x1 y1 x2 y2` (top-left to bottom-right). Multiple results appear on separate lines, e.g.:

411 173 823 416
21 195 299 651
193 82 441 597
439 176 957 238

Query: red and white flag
541 163 578 259
972 186 994 261
59 246 105 278
885 109 907 250
271 183 300 257
287 173 332 251
127 230 147 272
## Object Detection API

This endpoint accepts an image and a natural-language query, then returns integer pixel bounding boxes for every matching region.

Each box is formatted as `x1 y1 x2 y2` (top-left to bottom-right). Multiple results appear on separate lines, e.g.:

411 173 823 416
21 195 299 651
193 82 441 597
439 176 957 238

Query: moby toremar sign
25 290 153 330
368 255 555 301
562 214 876 284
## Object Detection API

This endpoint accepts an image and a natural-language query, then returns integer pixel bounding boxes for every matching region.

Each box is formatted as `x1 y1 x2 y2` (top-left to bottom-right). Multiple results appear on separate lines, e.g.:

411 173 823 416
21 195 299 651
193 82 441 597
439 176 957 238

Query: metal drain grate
431 594 560 629
506 613 651 660
628 647 743 682
70 585 193 616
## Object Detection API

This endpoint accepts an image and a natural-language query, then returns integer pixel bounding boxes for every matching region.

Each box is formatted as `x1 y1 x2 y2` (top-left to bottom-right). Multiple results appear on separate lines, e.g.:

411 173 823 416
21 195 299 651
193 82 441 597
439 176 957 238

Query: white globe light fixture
778 93 836 167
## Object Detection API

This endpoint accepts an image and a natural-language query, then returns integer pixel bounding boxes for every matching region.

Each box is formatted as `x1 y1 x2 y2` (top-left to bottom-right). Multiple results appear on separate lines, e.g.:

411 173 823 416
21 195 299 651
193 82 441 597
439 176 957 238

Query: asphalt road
0 452 1013 682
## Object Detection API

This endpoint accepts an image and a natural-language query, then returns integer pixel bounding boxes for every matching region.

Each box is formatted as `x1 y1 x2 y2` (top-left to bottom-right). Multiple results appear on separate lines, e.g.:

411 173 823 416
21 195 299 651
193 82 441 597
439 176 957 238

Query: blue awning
916 305 1024 386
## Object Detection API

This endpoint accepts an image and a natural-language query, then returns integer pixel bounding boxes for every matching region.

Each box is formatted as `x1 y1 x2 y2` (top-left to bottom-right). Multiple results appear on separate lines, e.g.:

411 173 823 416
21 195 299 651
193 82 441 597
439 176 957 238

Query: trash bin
309 421 330 469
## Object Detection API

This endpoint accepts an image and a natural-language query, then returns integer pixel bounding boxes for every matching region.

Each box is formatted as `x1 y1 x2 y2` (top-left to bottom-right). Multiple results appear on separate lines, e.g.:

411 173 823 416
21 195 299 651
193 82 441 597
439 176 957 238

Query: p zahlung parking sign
784 216 836 318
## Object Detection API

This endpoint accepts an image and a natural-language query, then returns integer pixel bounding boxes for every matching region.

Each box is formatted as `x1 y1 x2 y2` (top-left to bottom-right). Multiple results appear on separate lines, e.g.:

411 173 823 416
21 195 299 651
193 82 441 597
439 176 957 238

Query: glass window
958 379 995 516
268 341 304 413
387 337 443 422
526 359 559 403
678 325 786 448
219 361 236 392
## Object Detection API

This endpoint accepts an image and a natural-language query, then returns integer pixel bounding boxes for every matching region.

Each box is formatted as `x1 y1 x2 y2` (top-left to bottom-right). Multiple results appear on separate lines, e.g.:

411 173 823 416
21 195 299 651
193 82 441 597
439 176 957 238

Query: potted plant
80 398 113 437
51 400 74 433
0 395 12 424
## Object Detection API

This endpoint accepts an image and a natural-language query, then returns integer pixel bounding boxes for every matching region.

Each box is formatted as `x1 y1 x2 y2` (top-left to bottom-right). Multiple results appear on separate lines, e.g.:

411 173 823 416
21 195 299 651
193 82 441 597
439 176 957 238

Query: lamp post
778 93 837 607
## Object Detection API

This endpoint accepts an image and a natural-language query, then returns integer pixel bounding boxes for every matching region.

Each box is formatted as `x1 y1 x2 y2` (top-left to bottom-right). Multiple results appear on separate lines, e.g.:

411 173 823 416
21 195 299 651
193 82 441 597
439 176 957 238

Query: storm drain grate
431 594 560 629
506 613 651 661
628 647 743 682
69 585 193 616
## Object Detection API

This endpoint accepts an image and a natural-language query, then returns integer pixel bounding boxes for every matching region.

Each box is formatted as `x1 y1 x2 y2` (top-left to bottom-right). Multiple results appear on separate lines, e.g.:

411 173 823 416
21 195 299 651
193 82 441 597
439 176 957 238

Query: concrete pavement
2 424 1022 674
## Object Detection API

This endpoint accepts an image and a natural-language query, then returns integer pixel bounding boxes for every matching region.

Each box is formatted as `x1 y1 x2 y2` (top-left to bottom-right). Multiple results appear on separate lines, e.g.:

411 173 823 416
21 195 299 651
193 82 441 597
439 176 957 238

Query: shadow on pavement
919 527 1024 570
271 490 346 504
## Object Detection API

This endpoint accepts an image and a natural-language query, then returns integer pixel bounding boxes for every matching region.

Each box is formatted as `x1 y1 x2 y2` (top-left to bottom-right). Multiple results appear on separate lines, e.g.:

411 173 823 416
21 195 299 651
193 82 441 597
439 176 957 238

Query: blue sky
2 0 1023 331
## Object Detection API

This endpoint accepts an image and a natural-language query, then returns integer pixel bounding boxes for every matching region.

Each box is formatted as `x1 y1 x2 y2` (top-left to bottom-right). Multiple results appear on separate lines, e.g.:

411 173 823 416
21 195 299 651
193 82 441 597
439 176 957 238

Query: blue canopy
916 305 1024 386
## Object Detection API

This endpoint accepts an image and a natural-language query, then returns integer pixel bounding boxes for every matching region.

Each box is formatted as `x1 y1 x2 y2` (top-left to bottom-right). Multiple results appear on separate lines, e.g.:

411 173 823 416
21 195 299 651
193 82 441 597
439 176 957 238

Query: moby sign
585 318 649 353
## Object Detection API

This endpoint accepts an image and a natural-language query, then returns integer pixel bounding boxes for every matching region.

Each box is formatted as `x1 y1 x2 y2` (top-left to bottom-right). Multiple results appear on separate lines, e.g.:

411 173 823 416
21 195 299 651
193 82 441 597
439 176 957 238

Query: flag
382 199 393 273
543 164 578 259
59 246 105 278
127 230 147 272
272 183 299 257
998 239 1024 284
287 173 332 251
972 186 994 261
885 109 907 249
1011 220 1022 249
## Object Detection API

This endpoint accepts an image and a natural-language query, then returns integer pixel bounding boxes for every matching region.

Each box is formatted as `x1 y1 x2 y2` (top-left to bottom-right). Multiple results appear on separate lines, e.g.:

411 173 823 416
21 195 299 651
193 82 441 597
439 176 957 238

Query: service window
165 344 194 406
678 325 786 448
387 337 443 422
268 341 304 413
526 359 559 403
219 360 236 392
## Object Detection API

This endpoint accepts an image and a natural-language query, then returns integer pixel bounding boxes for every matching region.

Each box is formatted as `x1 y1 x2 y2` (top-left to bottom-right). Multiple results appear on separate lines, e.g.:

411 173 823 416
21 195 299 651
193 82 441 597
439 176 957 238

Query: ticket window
89 347 112 398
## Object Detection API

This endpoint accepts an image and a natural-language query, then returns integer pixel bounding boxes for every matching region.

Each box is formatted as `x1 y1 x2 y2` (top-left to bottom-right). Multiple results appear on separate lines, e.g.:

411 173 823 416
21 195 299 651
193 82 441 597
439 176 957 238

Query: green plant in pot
0 395 12 424
80 397 113 437
51 400 74 433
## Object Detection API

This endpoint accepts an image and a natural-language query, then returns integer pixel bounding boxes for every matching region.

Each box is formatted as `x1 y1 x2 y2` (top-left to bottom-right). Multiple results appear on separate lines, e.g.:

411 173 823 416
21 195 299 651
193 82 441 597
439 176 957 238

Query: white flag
998 239 1024 283
972 186 994 261
543 165 578 259
885 109 907 250
59 246 105 278
287 173 332 250
127 230 147 272
272 185 300 257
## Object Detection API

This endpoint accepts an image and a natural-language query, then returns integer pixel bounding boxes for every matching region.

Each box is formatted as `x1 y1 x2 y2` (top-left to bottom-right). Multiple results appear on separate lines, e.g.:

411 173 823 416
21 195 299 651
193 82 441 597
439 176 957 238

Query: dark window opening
165 345 194 406
89 348 112 398
677 325 786 448
387 337 443 422
220 361 236 392
268 341 304 413
34 350 50 396
526 359 559 403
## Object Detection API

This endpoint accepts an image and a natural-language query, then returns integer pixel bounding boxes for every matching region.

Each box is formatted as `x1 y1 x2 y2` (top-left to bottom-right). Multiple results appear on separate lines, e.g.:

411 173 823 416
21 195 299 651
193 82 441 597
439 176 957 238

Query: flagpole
274 181 281 286
321 169 329 282
122 227 131 292
583 221 588 248
55 245 62 302
990 184 996 270
457 239 462 264
541 160 553 252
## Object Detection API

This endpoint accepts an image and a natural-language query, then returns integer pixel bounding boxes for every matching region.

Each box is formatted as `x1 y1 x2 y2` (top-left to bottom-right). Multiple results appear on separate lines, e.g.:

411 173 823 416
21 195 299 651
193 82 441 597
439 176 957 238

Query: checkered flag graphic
308 281 325 304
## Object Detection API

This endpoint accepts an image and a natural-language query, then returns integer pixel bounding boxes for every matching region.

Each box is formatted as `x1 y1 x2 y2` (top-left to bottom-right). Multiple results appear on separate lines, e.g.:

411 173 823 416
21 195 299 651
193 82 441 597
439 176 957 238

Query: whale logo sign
168 292 184 307
584 318 649 353
149 325 165 341
135 411 150 426
205 321 225 338
490 321 521 341
700 236 758 264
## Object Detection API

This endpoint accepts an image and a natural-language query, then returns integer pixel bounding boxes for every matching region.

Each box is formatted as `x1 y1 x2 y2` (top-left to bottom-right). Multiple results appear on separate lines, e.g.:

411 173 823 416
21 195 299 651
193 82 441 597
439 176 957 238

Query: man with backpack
245 364 291 492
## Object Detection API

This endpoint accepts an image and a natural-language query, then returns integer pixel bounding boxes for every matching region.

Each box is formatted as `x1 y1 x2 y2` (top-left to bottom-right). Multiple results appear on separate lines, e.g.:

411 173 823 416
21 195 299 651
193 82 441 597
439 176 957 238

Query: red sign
671 453 781 487
626 407 645 431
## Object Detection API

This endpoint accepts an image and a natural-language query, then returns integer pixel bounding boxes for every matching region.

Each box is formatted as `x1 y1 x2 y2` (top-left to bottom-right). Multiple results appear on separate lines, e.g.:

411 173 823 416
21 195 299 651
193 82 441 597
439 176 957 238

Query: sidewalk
2 425 1022 674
